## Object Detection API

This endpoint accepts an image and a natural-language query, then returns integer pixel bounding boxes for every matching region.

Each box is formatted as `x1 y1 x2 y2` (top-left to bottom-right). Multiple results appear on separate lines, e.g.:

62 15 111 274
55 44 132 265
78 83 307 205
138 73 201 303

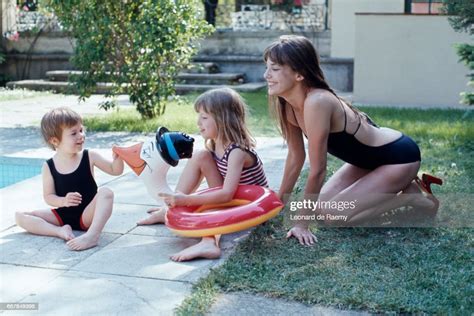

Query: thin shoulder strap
353 115 362 136
46 158 57 176
223 144 240 161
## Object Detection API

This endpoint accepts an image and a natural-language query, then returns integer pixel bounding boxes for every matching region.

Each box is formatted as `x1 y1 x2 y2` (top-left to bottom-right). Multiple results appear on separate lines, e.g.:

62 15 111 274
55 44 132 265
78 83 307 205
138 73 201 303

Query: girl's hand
286 226 317 246
158 192 187 208
63 192 82 207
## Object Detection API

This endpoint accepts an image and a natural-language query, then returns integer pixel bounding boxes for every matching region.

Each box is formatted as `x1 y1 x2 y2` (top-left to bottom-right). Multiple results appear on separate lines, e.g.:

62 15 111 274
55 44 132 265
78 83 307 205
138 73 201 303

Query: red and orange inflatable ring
165 185 283 237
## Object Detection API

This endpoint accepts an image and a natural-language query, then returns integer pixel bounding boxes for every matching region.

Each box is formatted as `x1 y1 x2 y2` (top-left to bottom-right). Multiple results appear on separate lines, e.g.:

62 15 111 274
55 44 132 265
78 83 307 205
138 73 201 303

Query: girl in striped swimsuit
139 87 268 262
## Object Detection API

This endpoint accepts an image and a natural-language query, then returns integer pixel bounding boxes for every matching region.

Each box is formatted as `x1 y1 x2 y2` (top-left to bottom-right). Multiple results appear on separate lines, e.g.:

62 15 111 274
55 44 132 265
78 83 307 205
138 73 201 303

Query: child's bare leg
137 206 167 225
170 236 221 262
15 210 75 241
168 151 223 261
138 150 223 225
176 150 223 194
67 187 114 251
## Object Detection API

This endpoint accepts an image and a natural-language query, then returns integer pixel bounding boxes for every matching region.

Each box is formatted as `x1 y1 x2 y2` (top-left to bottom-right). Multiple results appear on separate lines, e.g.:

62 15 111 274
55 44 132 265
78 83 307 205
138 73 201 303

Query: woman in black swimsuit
263 35 442 245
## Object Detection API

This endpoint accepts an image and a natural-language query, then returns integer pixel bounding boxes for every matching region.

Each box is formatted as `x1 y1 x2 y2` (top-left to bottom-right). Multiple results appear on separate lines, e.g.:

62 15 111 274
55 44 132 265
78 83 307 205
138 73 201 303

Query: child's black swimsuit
47 150 98 230
291 101 421 170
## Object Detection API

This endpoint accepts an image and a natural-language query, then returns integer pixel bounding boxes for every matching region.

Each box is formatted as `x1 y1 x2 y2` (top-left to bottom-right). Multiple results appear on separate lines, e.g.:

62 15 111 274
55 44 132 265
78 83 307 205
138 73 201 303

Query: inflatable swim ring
166 185 283 237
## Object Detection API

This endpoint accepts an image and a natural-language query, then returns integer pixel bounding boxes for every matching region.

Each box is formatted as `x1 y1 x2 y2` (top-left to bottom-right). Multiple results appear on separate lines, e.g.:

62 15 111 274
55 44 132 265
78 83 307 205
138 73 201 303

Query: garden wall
1 29 353 92
353 14 472 107
330 0 404 59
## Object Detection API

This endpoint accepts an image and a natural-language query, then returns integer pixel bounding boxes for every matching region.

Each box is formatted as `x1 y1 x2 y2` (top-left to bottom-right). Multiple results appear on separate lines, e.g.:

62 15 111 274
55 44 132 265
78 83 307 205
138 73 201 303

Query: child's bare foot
137 209 166 225
57 225 75 241
170 238 221 262
66 232 99 251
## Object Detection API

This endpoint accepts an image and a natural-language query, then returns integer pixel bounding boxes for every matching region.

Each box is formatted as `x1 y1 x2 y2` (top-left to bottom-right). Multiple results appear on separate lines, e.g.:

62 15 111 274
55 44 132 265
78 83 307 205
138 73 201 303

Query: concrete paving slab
5 270 191 316
0 175 47 232
103 172 160 206
102 203 149 235
0 264 64 303
71 234 214 283
209 293 369 316
0 226 120 269
130 224 180 239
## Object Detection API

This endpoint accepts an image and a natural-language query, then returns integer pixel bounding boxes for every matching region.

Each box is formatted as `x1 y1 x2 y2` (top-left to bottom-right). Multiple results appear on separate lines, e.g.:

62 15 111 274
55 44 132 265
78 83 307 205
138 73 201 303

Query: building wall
330 0 404 58
354 14 472 107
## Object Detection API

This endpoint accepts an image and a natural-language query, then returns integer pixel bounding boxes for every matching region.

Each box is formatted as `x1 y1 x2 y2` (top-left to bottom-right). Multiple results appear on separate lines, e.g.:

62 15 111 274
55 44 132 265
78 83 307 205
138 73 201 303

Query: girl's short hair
194 88 255 151
41 107 82 150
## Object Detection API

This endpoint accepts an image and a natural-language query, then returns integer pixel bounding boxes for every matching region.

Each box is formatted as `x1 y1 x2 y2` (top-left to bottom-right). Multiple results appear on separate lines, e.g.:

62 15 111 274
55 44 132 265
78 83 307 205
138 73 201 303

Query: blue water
0 157 44 189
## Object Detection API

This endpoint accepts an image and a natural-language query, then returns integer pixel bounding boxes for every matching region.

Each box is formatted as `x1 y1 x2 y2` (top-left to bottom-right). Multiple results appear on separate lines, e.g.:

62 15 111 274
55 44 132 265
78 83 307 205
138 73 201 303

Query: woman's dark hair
264 35 364 140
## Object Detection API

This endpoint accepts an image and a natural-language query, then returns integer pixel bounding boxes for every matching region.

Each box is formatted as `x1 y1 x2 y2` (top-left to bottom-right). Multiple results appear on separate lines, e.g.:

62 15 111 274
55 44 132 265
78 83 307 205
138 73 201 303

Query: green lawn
176 106 474 315
83 91 278 136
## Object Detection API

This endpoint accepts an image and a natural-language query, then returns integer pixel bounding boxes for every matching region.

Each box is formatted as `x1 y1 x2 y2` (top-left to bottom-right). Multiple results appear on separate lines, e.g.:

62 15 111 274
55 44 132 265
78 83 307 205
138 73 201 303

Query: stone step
46 70 242 84
6 80 266 94
177 73 245 85
176 82 266 93
46 70 82 81
185 62 219 74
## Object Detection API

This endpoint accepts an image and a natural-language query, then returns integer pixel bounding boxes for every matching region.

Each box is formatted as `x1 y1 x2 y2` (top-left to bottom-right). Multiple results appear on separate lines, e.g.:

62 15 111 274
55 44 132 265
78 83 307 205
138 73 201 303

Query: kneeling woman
263 35 442 245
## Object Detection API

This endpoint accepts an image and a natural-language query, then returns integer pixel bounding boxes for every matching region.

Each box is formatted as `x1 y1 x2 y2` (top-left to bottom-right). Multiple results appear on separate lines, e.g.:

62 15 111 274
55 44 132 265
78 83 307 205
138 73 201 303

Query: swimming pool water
0 157 44 189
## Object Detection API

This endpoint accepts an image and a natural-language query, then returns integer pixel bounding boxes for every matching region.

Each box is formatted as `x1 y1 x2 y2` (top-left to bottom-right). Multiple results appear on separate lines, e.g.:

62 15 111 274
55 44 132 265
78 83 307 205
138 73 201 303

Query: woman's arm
278 116 306 202
287 94 333 246
302 94 332 199
160 149 247 207
89 150 124 176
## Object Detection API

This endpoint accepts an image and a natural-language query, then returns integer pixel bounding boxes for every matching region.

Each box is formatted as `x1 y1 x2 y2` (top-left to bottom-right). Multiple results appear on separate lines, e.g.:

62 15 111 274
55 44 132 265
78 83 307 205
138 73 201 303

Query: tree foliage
442 0 474 105
46 0 213 118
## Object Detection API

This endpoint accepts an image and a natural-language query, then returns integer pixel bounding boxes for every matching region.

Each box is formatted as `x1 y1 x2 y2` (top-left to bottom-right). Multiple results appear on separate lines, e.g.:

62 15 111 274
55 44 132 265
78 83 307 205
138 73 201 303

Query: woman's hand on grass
286 226 317 246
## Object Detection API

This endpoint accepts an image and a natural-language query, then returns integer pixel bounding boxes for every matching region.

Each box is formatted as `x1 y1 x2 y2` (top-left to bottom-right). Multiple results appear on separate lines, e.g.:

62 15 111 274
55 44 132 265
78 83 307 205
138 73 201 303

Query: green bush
46 0 213 118
442 0 474 105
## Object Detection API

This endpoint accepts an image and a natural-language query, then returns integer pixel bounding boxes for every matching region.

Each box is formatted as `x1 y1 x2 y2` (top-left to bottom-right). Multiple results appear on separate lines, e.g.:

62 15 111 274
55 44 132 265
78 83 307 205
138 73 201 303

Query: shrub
46 0 213 118
442 0 474 105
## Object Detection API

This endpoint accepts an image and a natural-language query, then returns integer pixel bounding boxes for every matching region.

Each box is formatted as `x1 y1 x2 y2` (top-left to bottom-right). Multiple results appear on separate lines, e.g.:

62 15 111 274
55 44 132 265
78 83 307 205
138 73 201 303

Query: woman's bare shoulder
305 89 339 112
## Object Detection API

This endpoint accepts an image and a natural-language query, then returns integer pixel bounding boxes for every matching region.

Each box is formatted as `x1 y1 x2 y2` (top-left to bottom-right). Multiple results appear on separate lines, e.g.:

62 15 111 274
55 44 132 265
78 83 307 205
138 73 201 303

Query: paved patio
0 93 290 315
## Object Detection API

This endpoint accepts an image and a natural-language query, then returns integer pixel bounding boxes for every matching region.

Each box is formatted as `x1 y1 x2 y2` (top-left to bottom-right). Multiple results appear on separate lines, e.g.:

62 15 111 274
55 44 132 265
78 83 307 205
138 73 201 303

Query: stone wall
2 29 353 92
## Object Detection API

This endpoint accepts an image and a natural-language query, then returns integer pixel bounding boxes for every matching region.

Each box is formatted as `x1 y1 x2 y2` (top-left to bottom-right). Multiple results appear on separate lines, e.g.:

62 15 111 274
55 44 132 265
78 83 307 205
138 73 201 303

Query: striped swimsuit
212 143 268 187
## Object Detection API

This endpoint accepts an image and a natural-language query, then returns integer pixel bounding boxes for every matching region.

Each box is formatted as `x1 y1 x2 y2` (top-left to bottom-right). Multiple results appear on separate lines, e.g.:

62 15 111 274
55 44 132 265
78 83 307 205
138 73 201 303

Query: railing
208 1 330 31
5 0 330 39
2 0 59 40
